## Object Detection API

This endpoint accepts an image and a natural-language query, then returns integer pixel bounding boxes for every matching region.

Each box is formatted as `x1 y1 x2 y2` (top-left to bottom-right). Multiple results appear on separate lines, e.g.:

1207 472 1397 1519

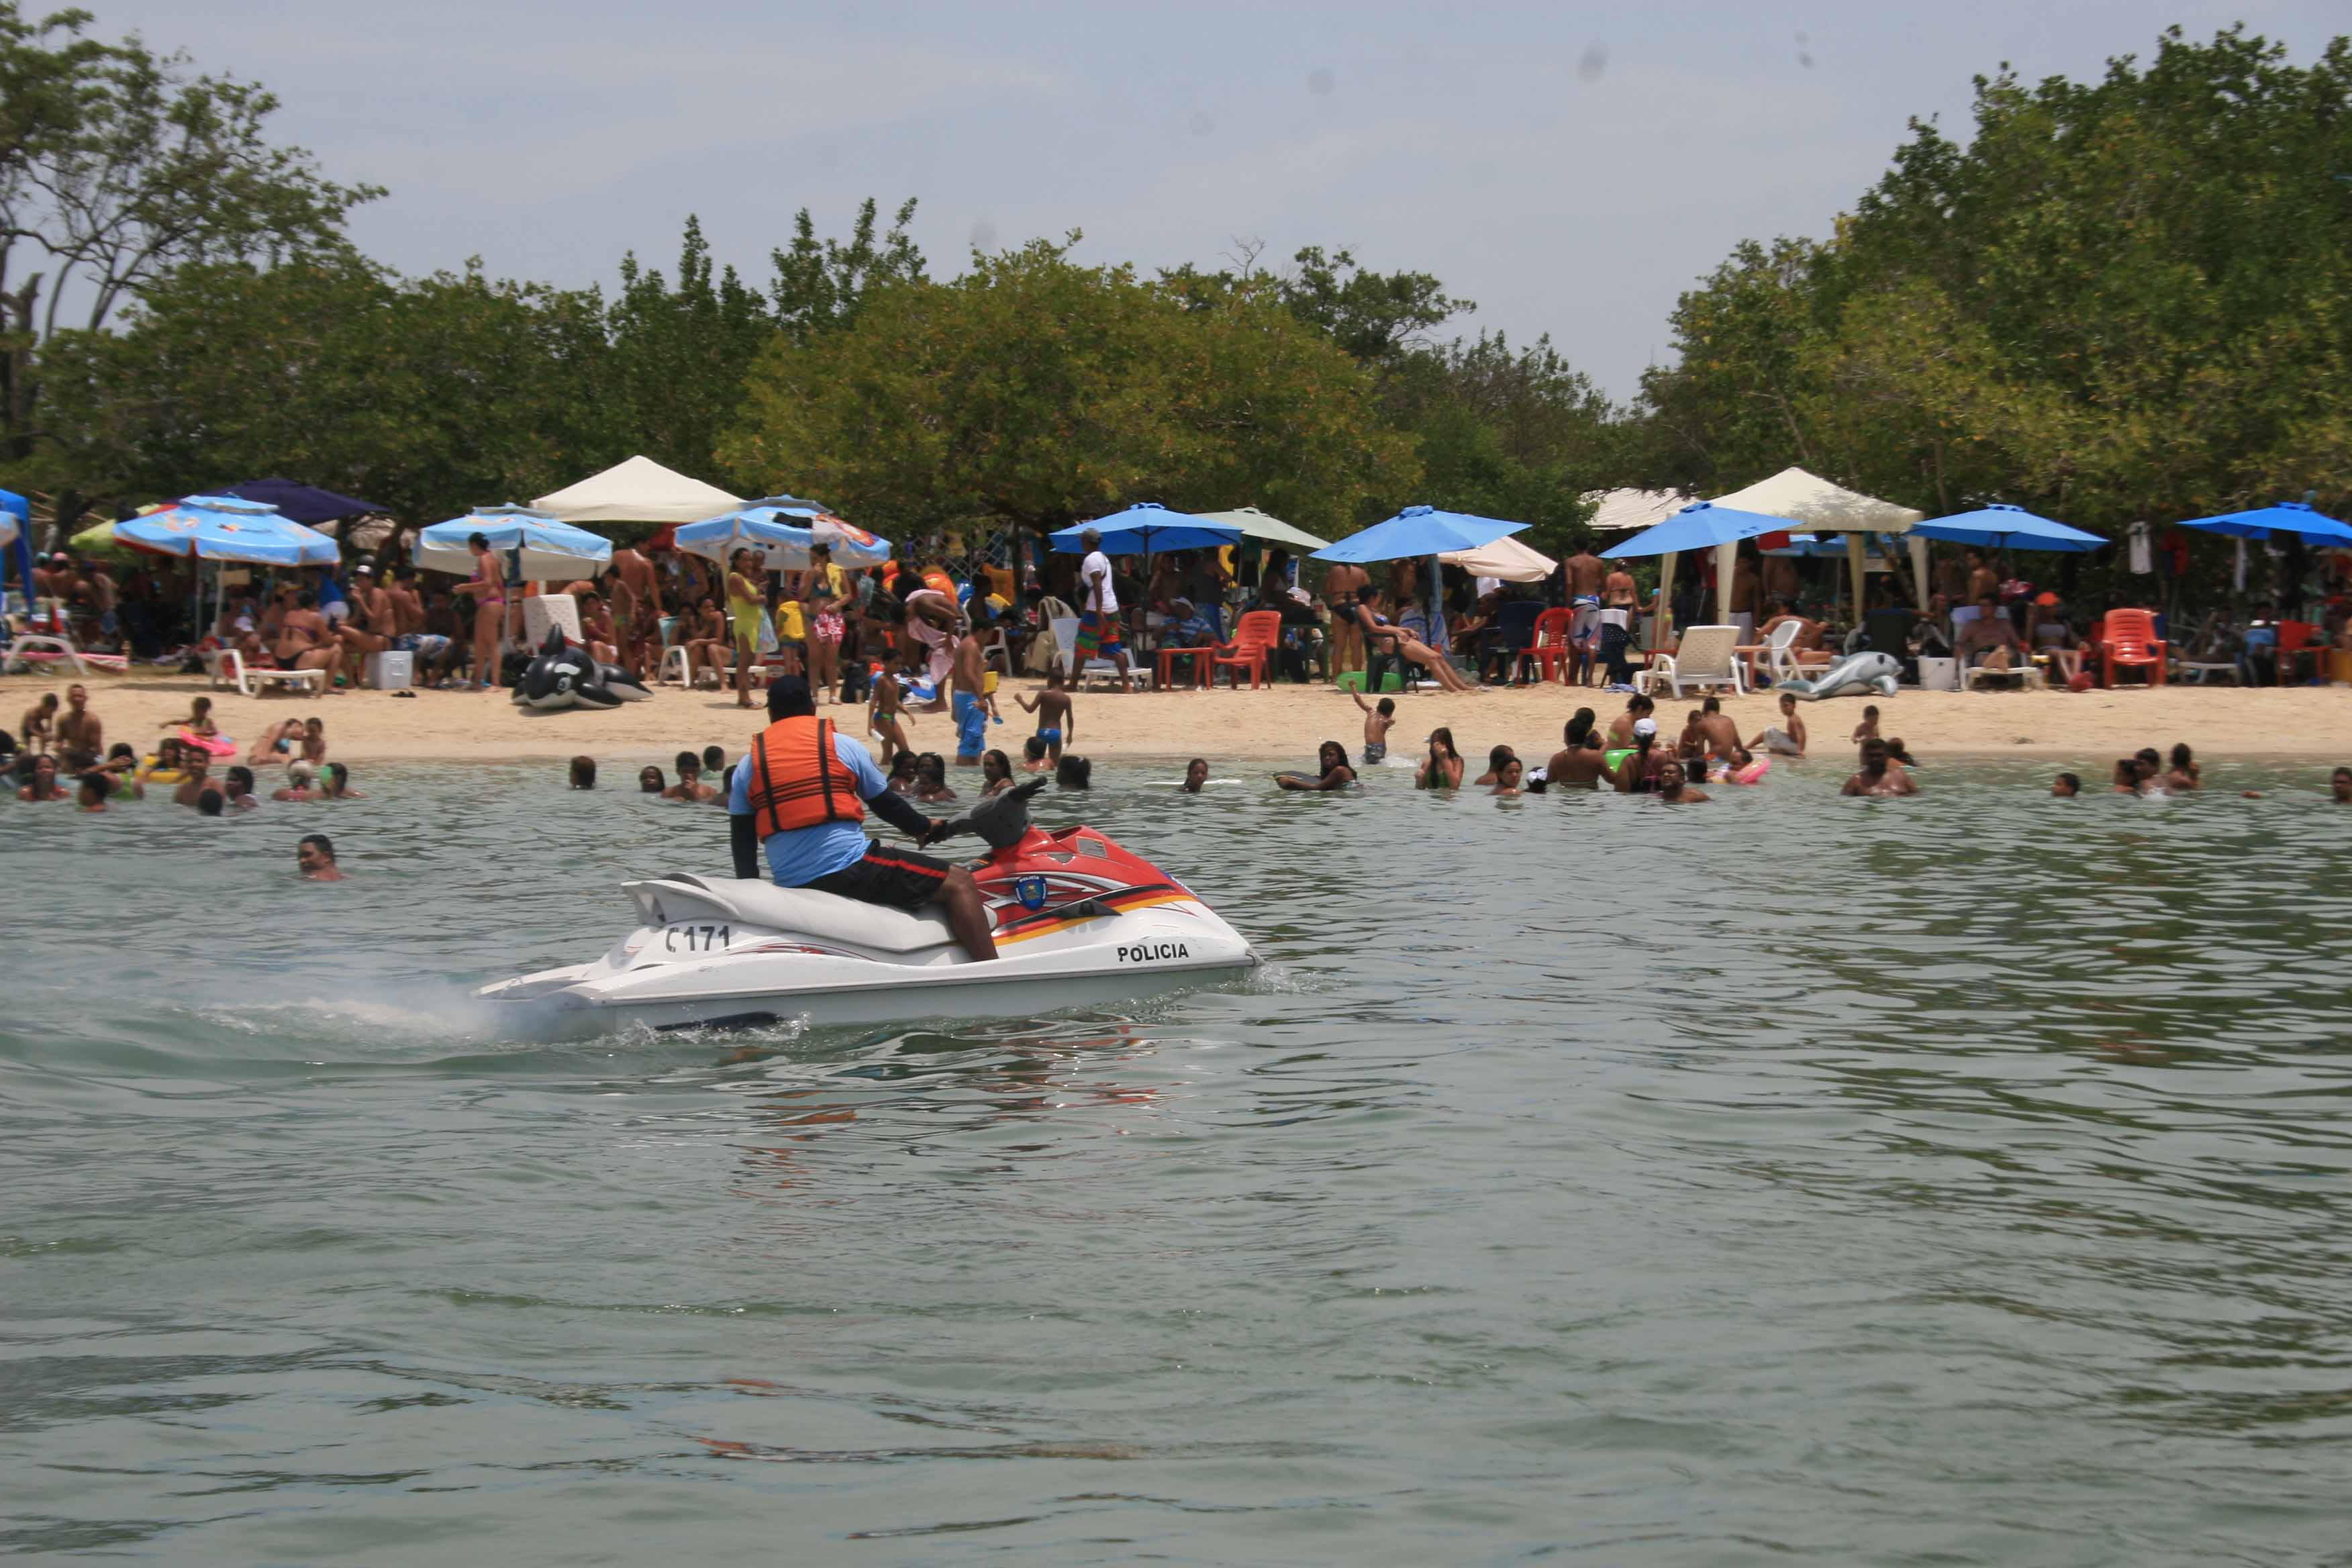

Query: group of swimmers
8 693 364 813
2047 747 2352 803
1266 689 1915 802
571 738 1099 813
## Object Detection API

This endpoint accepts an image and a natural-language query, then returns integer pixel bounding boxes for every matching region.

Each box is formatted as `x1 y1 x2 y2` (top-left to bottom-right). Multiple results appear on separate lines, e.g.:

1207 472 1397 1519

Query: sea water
3 757 2349 1563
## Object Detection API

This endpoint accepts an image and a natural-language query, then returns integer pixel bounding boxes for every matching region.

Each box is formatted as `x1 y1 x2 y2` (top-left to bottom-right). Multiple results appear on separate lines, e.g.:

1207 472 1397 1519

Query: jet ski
481 779 1256 1032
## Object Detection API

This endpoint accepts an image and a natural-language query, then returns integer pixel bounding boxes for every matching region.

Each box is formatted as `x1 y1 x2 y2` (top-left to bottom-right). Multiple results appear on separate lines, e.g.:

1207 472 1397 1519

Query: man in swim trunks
1692 696 1741 761
611 544 662 679
730 678 997 961
1564 546 1605 604
386 569 455 682
1014 667 1073 761
339 564 395 669
56 683 103 770
1075 528 1132 690
949 614 991 767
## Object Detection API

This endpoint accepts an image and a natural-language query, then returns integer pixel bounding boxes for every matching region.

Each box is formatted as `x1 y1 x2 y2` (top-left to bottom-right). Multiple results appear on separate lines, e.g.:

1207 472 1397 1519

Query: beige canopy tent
533 455 742 526
1191 505 1332 555
1710 467 1927 620
1440 534 1557 583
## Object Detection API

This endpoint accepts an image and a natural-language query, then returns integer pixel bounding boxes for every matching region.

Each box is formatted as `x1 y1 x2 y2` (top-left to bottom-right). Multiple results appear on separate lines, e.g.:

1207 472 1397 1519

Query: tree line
5 7 2347 583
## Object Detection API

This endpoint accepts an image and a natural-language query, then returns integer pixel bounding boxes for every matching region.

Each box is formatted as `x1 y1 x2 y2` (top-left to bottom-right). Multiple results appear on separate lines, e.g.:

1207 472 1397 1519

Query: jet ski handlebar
928 777 1048 851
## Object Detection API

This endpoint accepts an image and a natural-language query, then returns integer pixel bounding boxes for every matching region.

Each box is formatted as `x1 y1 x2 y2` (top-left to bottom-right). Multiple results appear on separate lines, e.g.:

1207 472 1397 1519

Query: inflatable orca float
511 627 651 711
1775 650 1901 701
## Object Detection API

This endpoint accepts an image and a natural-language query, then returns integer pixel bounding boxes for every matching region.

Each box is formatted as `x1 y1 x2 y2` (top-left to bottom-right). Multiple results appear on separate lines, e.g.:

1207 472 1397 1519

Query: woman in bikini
1352 587 1477 694
452 532 506 691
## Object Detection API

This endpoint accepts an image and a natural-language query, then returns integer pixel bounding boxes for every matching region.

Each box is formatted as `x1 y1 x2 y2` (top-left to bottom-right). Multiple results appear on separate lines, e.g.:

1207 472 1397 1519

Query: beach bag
756 609 779 654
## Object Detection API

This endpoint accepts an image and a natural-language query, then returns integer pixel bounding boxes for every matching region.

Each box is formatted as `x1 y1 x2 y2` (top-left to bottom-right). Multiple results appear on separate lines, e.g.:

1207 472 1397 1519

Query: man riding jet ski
728 679 997 961
481 676 1255 1030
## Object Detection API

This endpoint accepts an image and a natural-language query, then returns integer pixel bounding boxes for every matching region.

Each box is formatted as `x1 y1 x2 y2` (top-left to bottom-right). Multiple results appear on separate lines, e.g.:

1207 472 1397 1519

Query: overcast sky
91 1 2346 398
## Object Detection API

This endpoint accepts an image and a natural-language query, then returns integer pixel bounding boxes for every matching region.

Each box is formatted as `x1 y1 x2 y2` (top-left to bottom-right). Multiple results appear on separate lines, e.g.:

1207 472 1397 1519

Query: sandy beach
8 669 2349 769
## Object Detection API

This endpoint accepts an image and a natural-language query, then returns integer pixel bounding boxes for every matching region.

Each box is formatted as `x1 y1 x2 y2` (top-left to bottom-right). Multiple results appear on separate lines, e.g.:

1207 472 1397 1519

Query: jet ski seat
630 874 980 953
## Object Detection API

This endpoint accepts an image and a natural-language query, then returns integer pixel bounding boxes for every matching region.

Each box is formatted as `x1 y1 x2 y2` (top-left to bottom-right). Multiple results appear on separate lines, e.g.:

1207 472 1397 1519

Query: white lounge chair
214 648 326 697
1048 614 1148 689
1638 624 1747 699
3 632 92 675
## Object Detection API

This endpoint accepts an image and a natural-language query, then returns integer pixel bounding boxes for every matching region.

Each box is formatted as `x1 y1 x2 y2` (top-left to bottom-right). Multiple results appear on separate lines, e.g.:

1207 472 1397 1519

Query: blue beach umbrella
677 497 893 571
1048 502 1242 556
1598 501 1800 558
414 505 614 579
1310 504 1526 563
2175 500 2352 544
1911 503 2105 552
115 494 338 566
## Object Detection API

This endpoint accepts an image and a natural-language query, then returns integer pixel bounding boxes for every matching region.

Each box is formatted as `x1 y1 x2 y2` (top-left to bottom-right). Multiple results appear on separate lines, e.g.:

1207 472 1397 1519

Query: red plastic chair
1517 607 1575 683
2098 609 2167 688
2277 620 2324 684
1208 610 1282 690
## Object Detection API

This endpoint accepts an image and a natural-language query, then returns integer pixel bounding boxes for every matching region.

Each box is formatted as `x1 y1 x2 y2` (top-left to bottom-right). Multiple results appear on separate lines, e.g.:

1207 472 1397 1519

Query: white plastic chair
659 645 693 686
1752 620 1804 683
1638 624 1747 698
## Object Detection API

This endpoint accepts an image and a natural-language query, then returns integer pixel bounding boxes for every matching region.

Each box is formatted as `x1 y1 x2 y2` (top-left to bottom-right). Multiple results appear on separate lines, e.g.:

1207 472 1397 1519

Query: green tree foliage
720 235 1418 539
603 216 773 482
0 3 377 465
36 258 614 522
769 195 926 344
1638 26 2352 534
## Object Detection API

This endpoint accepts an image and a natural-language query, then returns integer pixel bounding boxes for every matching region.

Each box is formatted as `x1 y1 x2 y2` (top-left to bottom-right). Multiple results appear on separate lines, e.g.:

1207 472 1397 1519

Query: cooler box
1916 656 1957 691
524 593 581 647
364 650 413 690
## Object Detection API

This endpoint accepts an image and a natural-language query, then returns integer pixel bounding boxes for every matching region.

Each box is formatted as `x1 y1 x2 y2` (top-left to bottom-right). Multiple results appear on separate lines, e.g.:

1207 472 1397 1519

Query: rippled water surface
5 752 2351 1563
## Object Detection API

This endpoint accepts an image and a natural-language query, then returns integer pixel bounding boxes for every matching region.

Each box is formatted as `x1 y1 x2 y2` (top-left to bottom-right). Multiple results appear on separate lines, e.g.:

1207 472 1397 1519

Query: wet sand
9 670 2349 769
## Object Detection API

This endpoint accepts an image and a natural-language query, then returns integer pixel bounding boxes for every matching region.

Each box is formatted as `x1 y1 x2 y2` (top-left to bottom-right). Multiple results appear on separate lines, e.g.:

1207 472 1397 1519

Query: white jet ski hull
482 873 1255 1034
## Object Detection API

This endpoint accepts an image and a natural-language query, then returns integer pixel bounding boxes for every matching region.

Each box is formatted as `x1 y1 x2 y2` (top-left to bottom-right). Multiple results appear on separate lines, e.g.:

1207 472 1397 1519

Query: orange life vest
746 716 866 838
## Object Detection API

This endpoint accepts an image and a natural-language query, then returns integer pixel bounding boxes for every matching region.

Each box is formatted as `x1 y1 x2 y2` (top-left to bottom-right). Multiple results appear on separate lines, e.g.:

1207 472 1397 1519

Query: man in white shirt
1075 528 1132 688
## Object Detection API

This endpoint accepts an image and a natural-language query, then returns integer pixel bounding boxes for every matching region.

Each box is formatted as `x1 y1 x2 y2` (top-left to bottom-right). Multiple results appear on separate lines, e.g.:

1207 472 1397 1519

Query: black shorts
806 842 953 909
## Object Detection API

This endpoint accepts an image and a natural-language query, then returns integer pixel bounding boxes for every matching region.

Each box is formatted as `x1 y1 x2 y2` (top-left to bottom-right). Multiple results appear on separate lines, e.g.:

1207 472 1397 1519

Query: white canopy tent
1584 488 1697 533
534 455 742 527
1710 467 1927 618
1440 534 1557 583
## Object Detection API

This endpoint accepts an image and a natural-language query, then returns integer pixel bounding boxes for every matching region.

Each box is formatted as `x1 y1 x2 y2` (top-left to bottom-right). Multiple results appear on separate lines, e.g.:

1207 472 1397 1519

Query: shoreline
6 671 2349 768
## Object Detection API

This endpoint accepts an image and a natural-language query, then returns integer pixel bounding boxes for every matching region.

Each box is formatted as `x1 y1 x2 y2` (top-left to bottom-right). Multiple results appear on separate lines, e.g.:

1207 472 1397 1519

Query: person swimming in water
1656 758 1710 803
980 749 1014 797
1276 742 1357 792
1020 736 1050 773
1181 758 1210 794
914 752 958 803
1416 728 1464 790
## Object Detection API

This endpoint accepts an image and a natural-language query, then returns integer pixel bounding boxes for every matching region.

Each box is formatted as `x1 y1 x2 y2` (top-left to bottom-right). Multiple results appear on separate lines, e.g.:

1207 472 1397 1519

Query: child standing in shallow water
1015 669 1073 761
1851 703 1881 746
1349 691 1395 765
